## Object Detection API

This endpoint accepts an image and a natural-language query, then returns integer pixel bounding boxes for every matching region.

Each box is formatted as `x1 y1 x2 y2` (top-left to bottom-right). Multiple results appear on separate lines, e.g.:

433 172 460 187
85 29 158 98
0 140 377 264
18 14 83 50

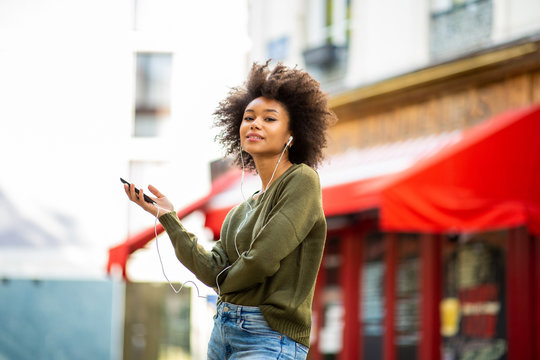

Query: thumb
148 184 164 198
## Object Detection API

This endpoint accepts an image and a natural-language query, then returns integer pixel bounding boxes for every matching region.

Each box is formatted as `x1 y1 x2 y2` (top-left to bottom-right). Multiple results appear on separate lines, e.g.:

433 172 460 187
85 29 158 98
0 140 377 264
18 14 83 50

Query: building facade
244 1 540 359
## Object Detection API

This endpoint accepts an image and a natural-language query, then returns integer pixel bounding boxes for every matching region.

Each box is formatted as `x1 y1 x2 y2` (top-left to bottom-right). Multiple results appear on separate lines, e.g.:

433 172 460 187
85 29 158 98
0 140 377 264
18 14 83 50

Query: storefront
312 227 531 360
306 104 540 360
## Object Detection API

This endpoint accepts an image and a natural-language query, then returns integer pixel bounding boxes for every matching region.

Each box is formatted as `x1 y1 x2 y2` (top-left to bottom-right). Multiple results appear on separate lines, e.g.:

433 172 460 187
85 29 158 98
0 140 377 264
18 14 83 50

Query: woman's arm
159 212 230 287
124 182 230 287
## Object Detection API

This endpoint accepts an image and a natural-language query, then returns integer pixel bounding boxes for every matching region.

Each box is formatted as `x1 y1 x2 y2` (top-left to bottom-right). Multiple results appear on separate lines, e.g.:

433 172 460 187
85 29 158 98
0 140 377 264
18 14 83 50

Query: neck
254 154 293 192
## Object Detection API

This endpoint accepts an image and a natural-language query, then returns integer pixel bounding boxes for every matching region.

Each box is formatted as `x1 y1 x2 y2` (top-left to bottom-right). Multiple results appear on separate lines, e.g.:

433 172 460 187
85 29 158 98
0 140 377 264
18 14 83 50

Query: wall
0 278 121 360
326 44 540 154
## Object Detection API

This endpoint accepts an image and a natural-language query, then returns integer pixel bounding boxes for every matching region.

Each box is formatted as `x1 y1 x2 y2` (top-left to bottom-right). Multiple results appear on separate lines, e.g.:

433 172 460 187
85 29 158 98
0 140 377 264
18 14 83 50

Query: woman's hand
124 183 174 218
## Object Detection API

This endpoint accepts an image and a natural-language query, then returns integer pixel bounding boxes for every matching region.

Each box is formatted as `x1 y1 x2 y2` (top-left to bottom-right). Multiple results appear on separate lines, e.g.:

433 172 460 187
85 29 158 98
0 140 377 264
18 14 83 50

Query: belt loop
235 304 241 325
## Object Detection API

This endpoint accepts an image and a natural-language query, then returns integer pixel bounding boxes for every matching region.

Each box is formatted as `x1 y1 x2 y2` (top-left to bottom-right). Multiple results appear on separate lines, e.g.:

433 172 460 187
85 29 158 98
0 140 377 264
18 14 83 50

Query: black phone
120 178 156 204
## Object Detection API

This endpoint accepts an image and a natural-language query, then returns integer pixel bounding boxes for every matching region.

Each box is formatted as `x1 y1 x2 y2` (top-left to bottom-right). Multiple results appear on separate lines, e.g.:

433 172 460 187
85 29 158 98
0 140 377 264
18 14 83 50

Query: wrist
157 208 174 219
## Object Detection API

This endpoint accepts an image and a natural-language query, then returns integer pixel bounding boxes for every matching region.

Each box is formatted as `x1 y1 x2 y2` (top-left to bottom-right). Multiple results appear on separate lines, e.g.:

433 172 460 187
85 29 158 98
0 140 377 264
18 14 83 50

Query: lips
246 132 264 141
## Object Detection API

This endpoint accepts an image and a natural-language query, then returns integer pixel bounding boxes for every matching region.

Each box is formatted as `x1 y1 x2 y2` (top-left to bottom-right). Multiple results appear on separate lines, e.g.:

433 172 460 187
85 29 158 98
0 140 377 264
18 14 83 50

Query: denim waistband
216 301 261 318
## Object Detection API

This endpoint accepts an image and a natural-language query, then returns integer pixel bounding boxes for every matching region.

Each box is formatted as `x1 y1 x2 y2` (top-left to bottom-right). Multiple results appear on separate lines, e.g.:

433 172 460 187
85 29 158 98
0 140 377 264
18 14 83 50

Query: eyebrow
244 109 279 114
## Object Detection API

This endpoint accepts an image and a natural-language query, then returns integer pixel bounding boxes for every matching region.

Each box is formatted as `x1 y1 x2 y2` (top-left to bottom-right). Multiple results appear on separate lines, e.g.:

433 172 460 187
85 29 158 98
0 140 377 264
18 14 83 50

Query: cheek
238 123 246 136
239 120 250 131
239 123 248 144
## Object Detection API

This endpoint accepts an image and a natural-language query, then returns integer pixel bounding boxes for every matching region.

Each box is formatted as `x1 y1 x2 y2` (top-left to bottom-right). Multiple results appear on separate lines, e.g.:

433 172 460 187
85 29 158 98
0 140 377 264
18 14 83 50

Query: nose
250 117 262 129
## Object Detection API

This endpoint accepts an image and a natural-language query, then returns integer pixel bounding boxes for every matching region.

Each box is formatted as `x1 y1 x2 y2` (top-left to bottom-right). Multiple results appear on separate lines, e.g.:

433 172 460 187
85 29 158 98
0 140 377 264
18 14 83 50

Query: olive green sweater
159 163 327 347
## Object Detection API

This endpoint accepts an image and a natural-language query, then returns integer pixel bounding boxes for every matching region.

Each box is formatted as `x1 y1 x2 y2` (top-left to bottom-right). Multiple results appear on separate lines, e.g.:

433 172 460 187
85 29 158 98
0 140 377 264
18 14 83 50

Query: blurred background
1 0 540 359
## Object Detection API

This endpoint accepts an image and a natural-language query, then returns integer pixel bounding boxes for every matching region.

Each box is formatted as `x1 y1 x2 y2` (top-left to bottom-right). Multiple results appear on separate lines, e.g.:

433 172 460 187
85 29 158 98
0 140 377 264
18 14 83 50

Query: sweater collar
251 163 302 200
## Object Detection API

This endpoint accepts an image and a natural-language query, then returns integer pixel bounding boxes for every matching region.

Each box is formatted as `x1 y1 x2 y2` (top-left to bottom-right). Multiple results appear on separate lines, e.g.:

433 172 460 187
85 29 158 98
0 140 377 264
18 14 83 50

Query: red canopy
380 104 540 235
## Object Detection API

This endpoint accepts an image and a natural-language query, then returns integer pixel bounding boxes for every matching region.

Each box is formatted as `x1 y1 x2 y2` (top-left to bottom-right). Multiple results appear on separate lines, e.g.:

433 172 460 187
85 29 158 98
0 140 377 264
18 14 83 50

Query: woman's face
239 96 292 160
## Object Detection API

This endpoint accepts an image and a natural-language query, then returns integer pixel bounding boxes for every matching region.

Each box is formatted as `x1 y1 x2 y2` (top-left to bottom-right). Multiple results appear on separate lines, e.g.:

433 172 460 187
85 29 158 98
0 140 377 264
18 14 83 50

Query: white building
0 1 248 359
247 0 540 92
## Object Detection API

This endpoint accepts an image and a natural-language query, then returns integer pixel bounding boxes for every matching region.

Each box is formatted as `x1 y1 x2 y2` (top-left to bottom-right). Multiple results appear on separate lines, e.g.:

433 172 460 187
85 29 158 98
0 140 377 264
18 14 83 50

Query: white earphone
286 136 293 148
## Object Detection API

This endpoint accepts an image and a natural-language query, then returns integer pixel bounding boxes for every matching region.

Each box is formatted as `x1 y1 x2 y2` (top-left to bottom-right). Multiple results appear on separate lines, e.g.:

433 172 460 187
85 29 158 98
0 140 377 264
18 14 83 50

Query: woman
124 62 336 359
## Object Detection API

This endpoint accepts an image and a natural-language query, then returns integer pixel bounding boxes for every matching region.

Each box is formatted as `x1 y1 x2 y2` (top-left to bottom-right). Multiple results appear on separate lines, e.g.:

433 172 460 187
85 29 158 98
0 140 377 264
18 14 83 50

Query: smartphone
120 178 156 204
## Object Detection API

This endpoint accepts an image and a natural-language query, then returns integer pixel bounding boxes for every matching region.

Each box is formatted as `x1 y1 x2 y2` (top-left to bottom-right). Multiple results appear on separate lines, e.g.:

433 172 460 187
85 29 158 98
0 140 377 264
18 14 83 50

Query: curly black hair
214 61 337 171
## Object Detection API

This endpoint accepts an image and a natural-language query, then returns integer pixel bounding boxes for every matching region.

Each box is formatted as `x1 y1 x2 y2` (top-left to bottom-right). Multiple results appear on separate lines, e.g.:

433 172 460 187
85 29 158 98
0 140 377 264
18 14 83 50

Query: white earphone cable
216 139 292 295
156 137 293 297
154 205 206 298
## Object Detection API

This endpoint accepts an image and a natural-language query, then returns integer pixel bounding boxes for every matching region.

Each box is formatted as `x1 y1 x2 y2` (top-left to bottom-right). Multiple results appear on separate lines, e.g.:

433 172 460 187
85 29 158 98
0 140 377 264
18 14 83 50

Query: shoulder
284 163 321 188
276 163 321 200
275 164 325 228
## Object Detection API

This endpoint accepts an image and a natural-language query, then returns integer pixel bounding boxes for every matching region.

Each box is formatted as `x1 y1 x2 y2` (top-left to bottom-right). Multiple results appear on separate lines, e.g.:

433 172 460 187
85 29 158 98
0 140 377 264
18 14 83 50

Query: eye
243 116 254 121
265 117 277 122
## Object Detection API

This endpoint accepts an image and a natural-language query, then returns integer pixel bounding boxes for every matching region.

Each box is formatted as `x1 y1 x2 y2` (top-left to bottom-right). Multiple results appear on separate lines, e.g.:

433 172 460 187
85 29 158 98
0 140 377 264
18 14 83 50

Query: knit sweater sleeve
219 166 322 294
158 211 230 287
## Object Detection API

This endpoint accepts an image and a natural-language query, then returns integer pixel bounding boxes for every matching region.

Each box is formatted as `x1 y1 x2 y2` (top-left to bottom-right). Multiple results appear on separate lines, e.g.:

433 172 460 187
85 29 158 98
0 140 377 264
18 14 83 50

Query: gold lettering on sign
461 339 507 360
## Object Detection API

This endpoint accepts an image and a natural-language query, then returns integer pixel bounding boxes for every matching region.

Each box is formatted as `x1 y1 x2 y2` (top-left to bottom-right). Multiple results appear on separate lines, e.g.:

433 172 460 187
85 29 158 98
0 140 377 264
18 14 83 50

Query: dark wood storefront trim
420 234 442 360
383 233 397 360
507 227 534 358
535 235 540 358
341 227 362 360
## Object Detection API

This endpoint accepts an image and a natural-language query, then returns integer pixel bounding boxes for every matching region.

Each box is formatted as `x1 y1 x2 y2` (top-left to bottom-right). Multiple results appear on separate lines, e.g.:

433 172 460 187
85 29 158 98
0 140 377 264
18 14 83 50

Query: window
319 236 343 359
361 232 385 360
306 0 351 48
395 235 420 360
267 36 290 62
430 0 493 60
303 0 351 88
441 231 507 359
134 53 172 137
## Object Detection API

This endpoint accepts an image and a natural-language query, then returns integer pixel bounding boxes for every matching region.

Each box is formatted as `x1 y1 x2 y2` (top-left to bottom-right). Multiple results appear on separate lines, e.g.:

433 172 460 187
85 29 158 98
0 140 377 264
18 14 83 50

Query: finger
139 187 157 204
138 187 151 206
143 186 158 203
139 188 158 216
125 184 136 201
130 183 140 203
148 184 163 198
126 183 136 201
137 186 146 205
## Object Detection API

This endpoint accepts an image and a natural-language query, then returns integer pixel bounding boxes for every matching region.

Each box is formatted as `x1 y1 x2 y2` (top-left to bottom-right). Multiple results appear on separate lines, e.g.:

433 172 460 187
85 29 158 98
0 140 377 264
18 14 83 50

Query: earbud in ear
285 136 293 149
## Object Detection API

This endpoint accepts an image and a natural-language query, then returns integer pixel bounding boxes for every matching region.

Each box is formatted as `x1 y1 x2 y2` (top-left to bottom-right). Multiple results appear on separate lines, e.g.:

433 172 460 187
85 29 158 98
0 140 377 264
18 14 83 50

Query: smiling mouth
247 135 263 141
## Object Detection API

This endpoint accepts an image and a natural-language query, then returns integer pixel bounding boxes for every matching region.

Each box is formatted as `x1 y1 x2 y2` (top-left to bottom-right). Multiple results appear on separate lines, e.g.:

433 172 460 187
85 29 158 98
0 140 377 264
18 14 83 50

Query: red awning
380 104 540 235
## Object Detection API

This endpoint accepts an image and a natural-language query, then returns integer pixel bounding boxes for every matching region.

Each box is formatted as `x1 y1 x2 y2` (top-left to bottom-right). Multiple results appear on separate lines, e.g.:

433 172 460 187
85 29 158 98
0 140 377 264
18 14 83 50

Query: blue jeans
207 302 309 359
